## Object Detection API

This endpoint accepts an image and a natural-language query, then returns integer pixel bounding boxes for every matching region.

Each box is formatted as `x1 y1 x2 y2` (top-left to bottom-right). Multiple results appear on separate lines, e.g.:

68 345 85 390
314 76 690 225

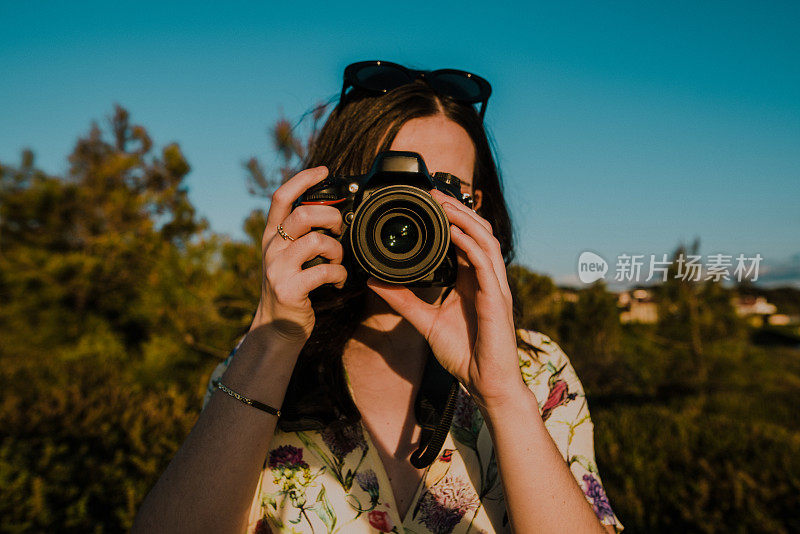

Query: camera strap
409 286 460 469
410 349 460 469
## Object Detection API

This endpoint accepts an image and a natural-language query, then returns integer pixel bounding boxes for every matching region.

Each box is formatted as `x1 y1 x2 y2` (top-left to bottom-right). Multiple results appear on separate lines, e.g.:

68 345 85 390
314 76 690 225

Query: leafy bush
0 360 200 533
593 405 800 533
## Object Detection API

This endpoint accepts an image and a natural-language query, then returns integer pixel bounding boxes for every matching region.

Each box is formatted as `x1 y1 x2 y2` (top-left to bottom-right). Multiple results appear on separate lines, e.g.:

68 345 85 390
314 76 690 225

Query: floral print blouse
203 329 623 533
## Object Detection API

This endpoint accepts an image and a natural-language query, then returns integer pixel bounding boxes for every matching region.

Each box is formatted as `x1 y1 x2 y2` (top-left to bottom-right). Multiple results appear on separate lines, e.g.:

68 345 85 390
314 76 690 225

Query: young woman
133 61 623 534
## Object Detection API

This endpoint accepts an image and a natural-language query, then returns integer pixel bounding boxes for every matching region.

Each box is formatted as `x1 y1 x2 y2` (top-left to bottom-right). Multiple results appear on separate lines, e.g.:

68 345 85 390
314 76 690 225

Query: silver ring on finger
277 224 296 241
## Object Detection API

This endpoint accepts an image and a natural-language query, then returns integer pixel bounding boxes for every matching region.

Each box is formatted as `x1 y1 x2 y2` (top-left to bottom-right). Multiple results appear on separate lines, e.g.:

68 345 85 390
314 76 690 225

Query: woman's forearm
479 383 606 534
132 326 302 534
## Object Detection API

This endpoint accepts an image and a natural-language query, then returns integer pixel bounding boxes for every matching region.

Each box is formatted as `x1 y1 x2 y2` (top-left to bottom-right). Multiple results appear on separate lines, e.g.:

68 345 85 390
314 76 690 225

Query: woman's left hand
367 189 524 408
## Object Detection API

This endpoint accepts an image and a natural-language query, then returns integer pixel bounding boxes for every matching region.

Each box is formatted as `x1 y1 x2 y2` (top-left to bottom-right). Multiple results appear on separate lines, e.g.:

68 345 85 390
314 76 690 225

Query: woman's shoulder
515 328 584 393
516 328 568 361
512 328 594 440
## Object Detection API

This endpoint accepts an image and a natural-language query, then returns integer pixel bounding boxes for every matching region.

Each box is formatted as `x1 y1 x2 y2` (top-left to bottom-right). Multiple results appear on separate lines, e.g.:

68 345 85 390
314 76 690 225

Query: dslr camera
295 151 474 286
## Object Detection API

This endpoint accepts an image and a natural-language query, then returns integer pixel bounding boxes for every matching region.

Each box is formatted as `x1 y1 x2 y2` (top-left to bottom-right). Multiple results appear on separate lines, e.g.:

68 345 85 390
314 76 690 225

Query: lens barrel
350 185 450 284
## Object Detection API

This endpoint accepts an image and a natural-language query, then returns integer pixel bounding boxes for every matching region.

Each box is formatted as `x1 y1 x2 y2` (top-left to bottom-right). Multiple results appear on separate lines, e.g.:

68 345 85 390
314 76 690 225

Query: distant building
733 295 778 317
618 289 658 324
555 289 579 303
768 314 791 326
732 295 779 327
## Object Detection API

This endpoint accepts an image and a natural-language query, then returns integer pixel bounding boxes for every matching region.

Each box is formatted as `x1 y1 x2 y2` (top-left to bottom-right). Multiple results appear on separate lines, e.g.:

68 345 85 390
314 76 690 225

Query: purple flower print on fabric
320 421 367 459
582 474 615 521
416 475 480 534
267 445 308 470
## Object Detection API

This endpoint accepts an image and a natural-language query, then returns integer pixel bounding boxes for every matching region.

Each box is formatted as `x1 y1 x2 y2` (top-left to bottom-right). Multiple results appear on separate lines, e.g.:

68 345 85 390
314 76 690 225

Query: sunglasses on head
340 60 493 120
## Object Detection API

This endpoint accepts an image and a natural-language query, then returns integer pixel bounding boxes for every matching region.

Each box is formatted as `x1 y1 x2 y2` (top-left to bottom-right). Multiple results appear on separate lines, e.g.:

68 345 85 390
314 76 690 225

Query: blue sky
1 1 798 285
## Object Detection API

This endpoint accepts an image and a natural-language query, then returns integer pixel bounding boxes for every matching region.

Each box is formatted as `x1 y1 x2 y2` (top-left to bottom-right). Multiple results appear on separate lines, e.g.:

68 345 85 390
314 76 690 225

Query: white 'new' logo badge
577 251 608 284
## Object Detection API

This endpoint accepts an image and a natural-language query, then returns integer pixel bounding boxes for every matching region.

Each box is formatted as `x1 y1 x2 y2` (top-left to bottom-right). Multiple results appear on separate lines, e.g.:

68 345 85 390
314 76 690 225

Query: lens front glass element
379 215 419 255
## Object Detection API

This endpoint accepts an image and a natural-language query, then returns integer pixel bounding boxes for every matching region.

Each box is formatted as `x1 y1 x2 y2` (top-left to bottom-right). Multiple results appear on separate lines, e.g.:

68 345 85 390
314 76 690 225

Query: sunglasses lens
427 72 484 102
354 64 413 93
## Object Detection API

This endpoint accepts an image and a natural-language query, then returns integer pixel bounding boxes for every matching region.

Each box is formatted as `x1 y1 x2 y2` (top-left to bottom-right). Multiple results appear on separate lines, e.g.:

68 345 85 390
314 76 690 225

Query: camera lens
350 185 450 284
379 215 419 255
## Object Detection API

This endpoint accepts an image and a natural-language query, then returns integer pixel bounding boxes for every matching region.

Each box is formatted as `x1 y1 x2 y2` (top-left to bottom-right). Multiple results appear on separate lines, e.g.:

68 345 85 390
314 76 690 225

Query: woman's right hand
250 166 347 344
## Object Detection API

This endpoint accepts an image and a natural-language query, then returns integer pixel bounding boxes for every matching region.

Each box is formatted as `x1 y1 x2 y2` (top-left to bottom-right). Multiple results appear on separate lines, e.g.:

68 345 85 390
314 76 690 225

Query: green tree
0 106 257 530
558 280 620 365
655 241 744 382
507 263 561 336
0 106 252 385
